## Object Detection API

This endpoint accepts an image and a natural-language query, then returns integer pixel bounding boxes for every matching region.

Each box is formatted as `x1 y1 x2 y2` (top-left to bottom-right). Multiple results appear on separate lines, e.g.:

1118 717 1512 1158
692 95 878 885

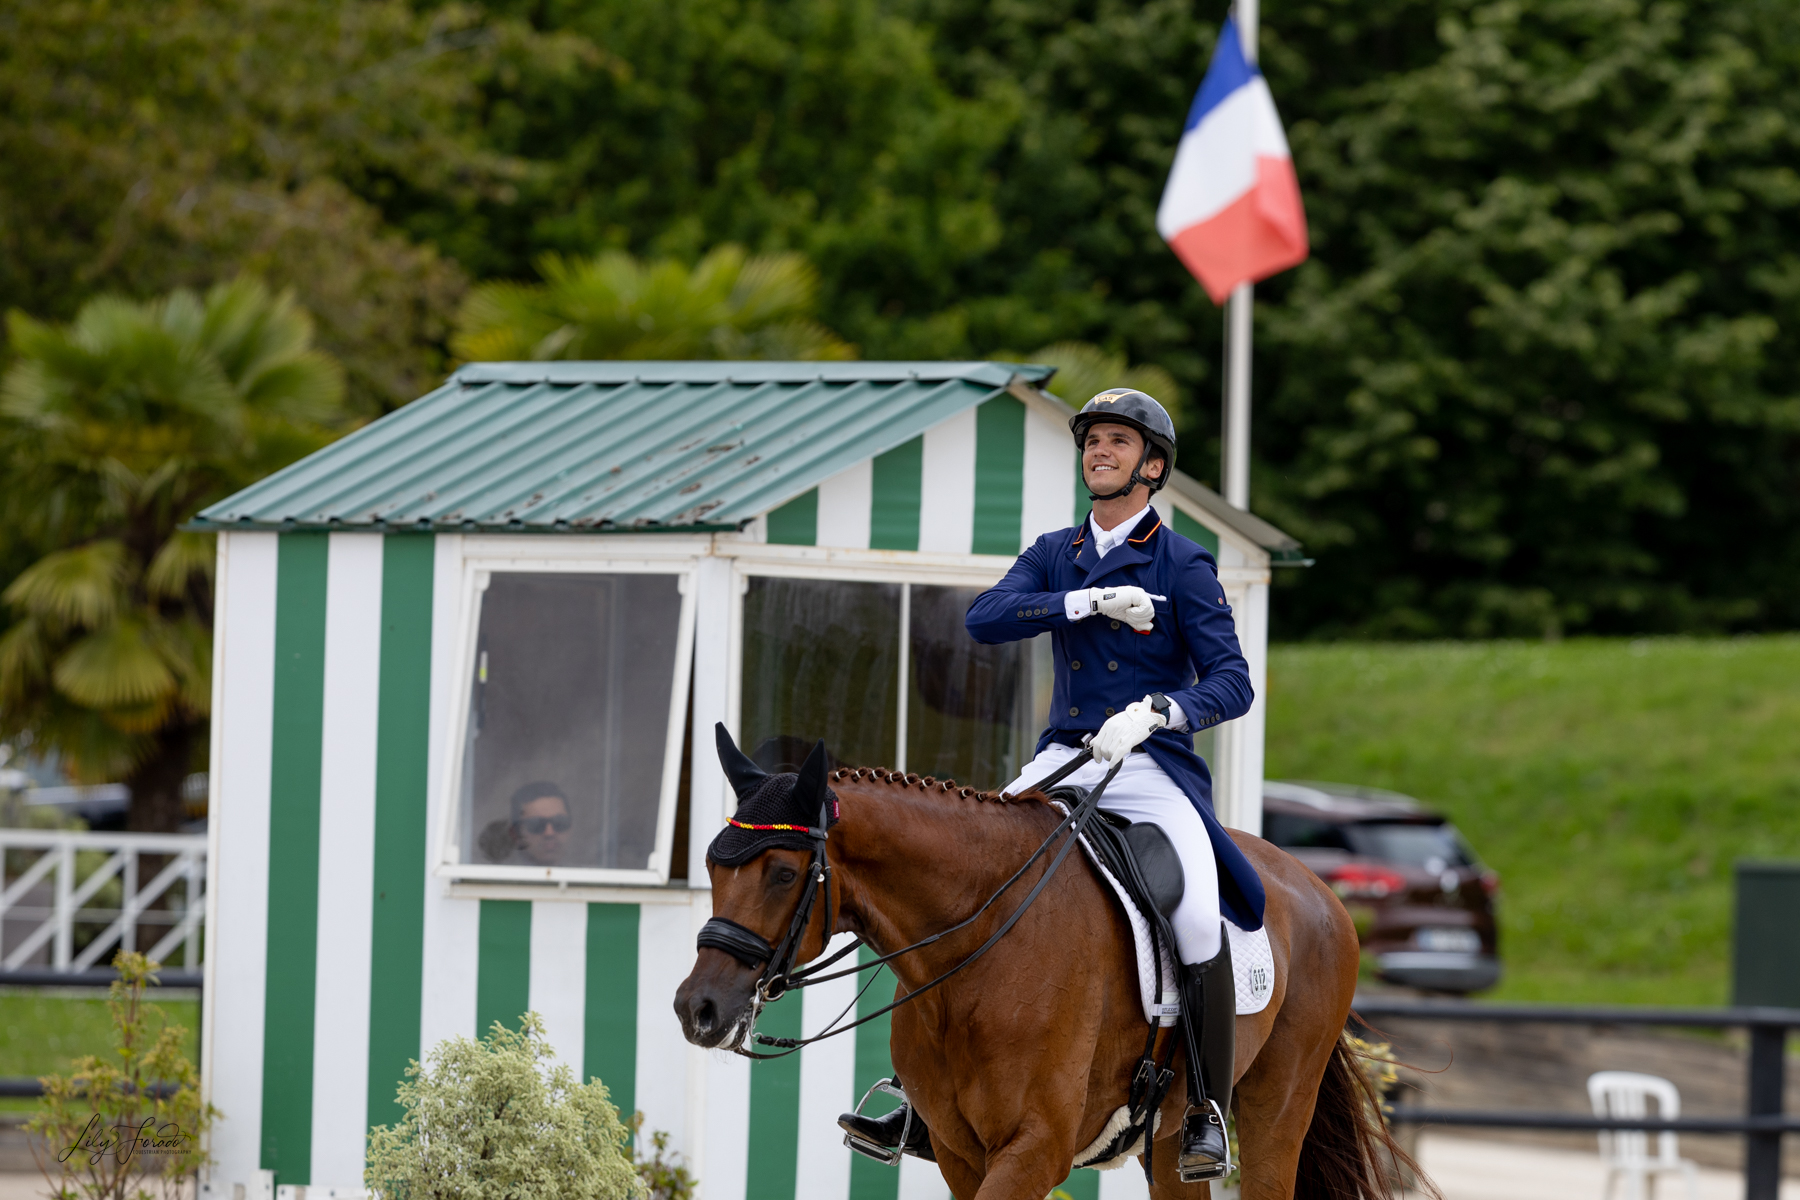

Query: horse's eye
776 867 798 885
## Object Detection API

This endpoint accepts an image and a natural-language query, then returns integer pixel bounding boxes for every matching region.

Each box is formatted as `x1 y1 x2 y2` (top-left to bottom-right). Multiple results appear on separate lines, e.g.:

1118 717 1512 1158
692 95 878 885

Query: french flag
1156 18 1309 303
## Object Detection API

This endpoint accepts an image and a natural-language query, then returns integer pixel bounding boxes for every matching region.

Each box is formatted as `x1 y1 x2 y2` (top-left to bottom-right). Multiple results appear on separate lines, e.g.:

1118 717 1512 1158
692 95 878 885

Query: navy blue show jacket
965 506 1266 930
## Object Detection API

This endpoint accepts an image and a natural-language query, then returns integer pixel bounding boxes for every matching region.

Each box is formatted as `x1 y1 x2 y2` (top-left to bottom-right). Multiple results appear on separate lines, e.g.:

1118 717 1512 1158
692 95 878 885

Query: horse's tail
1293 1033 1437 1200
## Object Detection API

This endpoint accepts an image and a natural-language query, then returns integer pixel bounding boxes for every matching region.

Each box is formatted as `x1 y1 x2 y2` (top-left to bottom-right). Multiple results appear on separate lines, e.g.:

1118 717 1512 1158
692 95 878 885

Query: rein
698 747 1122 1060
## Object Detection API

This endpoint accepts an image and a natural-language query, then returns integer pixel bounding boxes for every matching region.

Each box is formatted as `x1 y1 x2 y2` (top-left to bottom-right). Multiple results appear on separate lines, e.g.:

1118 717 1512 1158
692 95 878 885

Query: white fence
0 830 206 972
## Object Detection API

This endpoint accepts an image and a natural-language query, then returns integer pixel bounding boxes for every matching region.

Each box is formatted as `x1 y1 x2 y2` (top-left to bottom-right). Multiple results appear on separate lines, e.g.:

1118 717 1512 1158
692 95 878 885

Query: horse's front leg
899 991 1098 1199
969 1131 1083 1200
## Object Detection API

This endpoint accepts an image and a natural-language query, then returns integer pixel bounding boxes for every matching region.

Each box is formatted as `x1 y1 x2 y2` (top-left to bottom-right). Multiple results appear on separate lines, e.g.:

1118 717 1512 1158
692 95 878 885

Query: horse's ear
714 723 766 800
794 739 828 811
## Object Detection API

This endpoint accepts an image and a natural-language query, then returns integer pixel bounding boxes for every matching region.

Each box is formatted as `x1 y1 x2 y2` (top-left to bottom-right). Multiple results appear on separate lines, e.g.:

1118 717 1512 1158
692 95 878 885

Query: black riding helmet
1070 389 1178 501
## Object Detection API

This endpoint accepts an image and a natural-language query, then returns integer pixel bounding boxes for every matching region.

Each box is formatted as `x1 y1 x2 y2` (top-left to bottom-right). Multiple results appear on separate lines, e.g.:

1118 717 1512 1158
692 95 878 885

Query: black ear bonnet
707 724 840 867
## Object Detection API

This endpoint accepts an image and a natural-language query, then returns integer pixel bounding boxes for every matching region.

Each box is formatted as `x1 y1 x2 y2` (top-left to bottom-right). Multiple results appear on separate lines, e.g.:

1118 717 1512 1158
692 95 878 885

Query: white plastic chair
1587 1071 1700 1200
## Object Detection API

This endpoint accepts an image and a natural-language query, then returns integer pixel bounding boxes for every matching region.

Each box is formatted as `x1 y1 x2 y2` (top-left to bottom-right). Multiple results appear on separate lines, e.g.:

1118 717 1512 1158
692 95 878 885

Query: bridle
694 805 834 1008
694 746 1121 1059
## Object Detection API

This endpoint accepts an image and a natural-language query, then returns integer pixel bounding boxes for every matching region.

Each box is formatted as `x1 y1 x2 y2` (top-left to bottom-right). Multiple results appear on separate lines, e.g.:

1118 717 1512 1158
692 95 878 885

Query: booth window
740 576 1045 791
905 584 1045 788
455 570 689 881
741 578 901 771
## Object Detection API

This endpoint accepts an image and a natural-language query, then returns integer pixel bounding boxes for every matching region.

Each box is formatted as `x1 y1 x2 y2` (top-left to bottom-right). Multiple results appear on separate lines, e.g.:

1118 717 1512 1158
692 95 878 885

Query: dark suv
1262 781 1501 993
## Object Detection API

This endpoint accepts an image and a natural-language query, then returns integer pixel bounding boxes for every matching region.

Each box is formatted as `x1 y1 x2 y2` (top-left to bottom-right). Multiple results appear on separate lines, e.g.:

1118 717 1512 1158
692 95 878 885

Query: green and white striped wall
205 531 716 1195
757 392 1220 559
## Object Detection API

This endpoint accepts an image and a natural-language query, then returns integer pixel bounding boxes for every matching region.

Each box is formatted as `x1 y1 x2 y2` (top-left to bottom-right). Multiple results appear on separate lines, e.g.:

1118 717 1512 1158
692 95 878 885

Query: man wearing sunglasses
509 781 573 866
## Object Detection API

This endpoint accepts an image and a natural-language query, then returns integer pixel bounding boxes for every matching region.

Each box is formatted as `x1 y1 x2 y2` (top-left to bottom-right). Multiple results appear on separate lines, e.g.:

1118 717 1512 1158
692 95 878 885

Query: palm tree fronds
2 280 347 826
450 244 855 364
727 251 821 326
451 281 565 362
1028 342 1181 417
717 320 855 362
4 541 129 626
52 618 178 710
146 532 218 601
238 351 346 424
156 617 214 717
199 279 312 386
0 618 52 700
11 701 149 785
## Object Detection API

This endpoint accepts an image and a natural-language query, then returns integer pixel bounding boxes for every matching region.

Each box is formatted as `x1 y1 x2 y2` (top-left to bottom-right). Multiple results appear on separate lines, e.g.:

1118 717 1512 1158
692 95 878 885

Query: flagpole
1222 0 1257 512
1223 283 1252 509
1216 0 1264 838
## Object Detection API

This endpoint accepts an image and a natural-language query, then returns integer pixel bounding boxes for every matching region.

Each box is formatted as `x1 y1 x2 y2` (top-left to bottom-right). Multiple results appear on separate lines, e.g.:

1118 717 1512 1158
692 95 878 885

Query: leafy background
3 0 1797 639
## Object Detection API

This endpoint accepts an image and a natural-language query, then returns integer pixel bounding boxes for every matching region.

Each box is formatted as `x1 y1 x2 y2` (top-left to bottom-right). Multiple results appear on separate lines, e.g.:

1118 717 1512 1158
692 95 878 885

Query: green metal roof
194 361 1056 533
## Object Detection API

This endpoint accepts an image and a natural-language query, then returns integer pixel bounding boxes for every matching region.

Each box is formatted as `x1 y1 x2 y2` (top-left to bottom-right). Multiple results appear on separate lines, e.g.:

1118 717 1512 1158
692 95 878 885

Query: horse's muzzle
675 951 760 1048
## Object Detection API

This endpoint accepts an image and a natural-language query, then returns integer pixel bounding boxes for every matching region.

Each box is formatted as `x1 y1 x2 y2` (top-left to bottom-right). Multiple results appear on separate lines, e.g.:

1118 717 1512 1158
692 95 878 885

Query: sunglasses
519 815 572 835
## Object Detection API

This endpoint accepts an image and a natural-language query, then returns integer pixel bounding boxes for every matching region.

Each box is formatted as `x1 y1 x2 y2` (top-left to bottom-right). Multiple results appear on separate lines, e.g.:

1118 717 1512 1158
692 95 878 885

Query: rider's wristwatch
1148 692 1171 724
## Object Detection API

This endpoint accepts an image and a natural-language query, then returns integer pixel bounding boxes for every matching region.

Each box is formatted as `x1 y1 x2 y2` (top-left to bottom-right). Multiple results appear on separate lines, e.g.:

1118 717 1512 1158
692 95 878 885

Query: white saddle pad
1053 803 1274 1022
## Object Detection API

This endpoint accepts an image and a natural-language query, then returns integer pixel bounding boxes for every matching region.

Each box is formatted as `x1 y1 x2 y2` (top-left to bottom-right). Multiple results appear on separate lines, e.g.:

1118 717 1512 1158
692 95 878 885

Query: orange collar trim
1128 517 1162 544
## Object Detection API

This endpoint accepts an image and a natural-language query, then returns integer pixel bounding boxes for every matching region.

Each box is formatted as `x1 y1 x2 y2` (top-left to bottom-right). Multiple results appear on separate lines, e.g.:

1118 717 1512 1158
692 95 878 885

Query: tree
0 278 346 831
0 0 598 415
12 0 1800 637
453 245 855 362
1251 0 1800 636
850 0 1800 636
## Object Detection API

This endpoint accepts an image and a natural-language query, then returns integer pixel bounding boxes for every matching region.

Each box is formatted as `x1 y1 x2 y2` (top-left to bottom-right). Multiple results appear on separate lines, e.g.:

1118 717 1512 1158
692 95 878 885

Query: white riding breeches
1004 743 1223 965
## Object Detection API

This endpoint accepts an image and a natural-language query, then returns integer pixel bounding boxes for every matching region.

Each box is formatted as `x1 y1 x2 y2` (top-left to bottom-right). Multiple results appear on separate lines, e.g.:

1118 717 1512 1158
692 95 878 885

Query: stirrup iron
1176 1098 1232 1183
842 1078 910 1166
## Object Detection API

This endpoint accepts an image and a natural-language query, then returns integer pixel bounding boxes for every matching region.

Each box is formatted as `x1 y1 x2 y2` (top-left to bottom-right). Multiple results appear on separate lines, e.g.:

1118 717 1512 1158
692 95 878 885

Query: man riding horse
838 388 1262 1182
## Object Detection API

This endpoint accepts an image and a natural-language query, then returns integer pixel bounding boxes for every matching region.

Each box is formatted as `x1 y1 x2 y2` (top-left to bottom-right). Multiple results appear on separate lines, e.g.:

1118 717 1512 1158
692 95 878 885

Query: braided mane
828 766 1035 805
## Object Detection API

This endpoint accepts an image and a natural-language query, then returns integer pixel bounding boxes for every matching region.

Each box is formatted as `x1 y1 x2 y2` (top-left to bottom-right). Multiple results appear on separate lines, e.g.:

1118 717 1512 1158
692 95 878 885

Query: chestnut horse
676 763 1405 1200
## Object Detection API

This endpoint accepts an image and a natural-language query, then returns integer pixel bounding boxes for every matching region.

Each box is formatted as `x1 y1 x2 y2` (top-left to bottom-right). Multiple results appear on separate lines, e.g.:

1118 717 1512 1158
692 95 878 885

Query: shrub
27 951 215 1200
366 1012 642 1200
628 1116 694 1200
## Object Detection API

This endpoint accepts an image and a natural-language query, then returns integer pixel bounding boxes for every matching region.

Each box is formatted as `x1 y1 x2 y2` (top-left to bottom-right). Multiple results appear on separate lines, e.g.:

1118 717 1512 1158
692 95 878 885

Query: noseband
695 810 833 1005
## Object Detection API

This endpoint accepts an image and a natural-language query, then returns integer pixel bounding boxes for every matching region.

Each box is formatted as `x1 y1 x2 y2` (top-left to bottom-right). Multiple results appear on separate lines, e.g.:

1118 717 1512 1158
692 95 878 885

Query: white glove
1091 696 1169 764
1084 585 1157 631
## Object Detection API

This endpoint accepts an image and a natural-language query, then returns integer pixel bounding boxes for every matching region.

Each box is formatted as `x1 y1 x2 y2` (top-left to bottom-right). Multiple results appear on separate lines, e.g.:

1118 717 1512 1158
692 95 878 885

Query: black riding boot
1177 932 1236 1183
839 1088 936 1164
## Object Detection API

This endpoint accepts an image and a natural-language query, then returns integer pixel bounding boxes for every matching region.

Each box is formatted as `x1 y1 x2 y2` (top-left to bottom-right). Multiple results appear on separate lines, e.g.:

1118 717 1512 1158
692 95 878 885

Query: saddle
1046 784 1186 1009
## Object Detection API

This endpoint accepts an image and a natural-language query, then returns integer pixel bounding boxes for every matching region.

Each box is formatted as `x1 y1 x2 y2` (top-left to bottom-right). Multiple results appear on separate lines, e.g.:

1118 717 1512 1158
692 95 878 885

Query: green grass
1264 635 1800 1006
0 989 199 1112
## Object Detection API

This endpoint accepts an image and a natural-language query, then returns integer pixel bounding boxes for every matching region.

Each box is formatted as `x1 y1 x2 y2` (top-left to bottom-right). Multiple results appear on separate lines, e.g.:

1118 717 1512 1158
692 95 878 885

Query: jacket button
1110 619 1121 630
1017 609 1025 617
1107 661 1118 671
1105 707 1116 716
1071 660 1082 670
1069 706 1080 717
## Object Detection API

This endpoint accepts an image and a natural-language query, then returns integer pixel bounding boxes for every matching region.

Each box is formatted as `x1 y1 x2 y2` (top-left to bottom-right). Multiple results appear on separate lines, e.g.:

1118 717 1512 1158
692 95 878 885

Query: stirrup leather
841 1078 910 1166
1176 1098 1232 1183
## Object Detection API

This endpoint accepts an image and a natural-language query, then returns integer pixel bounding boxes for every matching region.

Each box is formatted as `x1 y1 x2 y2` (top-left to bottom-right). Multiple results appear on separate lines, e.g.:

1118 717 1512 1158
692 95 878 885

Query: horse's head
674 725 839 1050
